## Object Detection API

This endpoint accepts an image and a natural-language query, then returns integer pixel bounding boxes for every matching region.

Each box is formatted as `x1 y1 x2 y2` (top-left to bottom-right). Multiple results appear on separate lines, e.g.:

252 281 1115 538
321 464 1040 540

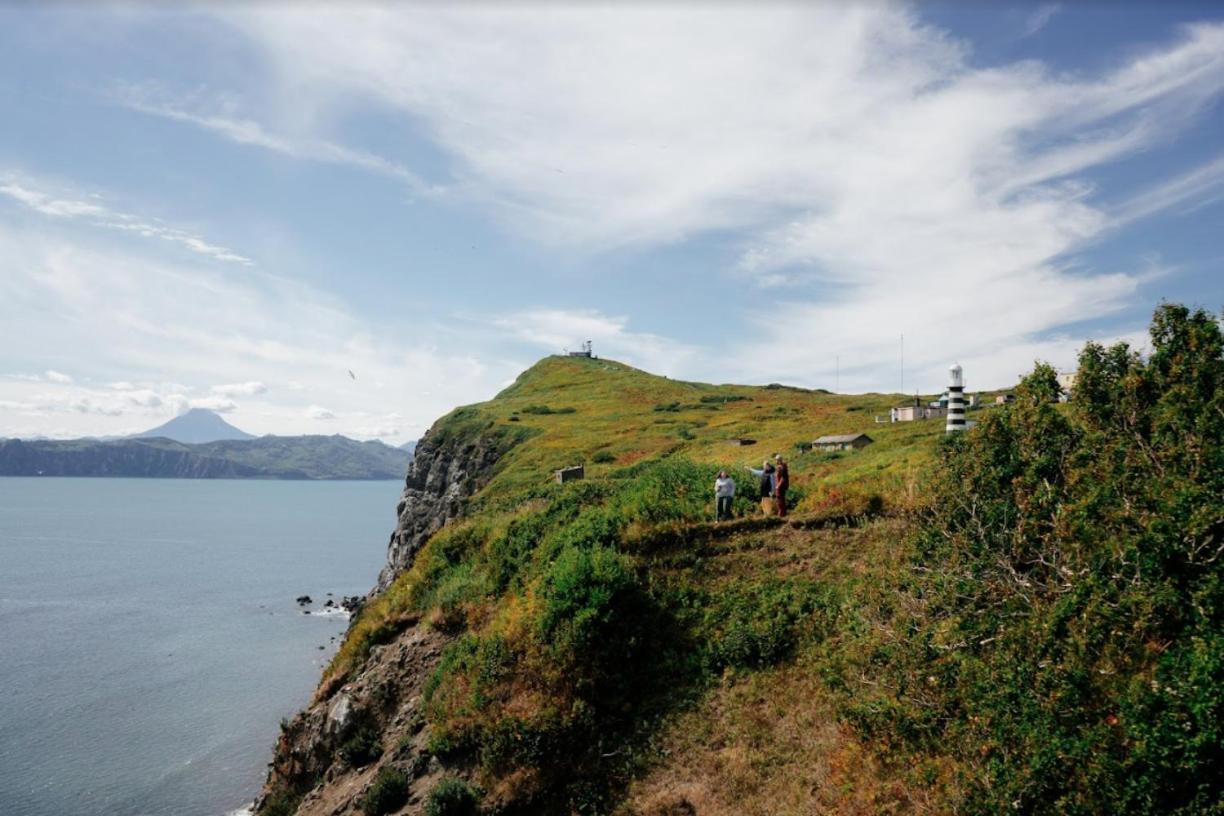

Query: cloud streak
119 86 436 194
0 174 253 265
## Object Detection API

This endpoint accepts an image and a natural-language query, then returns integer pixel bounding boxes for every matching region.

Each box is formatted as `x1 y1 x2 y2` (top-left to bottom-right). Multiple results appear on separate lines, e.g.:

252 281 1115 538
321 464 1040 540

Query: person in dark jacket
773 454 790 517
745 460 776 516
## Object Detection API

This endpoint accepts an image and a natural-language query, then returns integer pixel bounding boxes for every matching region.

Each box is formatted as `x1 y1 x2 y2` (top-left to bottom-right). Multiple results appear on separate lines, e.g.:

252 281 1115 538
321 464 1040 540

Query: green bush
704 580 839 671
338 723 383 767
592 450 616 464
895 303 1224 814
536 544 639 656
259 788 301 816
521 404 576 415
426 777 482 816
361 766 410 816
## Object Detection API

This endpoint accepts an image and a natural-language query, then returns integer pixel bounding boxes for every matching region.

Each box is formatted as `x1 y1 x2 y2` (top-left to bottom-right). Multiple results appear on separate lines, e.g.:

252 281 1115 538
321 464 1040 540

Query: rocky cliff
376 427 512 591
255 416 523 816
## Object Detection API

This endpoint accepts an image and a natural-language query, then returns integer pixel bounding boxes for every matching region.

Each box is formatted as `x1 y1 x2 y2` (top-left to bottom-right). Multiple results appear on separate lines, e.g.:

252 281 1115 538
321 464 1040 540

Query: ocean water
0 477 401 816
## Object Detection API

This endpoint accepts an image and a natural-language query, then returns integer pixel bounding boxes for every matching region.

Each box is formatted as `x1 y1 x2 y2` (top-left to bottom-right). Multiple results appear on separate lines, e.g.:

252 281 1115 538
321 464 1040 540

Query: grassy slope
468 355 955 509
330 355 959 688
319 356 980 813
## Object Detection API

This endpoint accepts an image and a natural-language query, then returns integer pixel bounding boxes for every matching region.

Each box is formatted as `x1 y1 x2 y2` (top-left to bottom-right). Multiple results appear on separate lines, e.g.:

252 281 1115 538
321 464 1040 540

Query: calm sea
0 477 401 816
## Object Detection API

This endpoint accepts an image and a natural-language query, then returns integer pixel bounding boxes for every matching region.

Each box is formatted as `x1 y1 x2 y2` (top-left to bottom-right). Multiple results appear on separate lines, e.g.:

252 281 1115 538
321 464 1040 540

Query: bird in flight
348 369 356 380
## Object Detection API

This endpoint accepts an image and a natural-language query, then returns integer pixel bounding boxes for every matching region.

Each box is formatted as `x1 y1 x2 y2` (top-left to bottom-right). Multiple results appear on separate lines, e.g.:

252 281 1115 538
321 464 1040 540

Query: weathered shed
813 433 874 452
555 465 585 484
895 405 945 422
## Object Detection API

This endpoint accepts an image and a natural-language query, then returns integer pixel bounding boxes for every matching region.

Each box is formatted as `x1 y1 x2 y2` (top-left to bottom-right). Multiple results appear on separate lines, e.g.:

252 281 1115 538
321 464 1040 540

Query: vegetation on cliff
266 303 1221 816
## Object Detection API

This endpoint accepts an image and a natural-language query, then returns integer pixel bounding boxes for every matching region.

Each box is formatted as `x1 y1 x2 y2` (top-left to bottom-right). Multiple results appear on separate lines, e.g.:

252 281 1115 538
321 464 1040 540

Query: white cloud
188 396 237 413
0 173 253 265
119 85 434 194
44 369 72 383
493 308 701 377
1113 154 1224 225
183 8 1224 391
1021 4 1061 38
123 389 163 408
305 405 335 420
212 381 268 397
0 212 518 439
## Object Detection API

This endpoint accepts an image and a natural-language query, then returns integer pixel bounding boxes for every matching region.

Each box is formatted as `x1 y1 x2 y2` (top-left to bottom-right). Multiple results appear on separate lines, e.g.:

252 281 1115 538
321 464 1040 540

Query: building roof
813 433 873 444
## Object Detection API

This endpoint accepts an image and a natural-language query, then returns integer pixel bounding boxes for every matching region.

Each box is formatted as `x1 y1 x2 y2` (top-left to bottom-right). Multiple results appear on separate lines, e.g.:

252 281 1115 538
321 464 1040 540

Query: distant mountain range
0 409 414 480
0 435 411 480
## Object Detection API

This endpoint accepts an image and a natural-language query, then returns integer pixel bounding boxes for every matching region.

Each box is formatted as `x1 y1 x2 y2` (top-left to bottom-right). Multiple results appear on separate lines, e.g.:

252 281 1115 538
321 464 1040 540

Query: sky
1 2 1221 443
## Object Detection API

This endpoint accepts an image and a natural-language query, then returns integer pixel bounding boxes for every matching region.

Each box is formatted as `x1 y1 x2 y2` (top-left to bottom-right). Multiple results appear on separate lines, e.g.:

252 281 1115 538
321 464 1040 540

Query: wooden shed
812 433 874 452
555 465 585 484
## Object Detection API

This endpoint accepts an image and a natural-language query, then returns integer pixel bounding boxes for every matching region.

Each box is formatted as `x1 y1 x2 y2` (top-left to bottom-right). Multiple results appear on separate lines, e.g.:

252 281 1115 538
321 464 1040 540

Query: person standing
773 454 790 517
745 460 776 516
714 470 736 521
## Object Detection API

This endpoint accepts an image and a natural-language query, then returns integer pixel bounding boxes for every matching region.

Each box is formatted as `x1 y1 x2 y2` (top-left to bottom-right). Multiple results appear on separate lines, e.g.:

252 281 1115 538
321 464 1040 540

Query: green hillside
266 304 1221 816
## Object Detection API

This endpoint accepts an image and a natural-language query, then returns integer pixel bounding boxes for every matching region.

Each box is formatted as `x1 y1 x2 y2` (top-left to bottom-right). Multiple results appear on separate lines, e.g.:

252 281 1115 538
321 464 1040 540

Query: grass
312 328 1224 815
321 357 952 692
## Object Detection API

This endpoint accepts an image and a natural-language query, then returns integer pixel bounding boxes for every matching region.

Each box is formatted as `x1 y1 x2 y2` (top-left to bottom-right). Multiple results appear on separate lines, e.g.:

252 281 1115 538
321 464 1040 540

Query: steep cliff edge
257 409 531 816
375 426 516 592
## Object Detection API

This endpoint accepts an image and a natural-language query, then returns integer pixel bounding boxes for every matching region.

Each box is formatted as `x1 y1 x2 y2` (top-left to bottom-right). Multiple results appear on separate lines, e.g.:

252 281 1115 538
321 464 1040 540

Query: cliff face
257 418 517 815
262 625 455 816
376 425 512 591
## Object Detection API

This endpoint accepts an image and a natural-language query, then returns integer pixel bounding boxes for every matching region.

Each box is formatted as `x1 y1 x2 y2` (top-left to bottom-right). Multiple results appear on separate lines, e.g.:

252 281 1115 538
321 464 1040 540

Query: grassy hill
446 355 951 511
263 304 1221 816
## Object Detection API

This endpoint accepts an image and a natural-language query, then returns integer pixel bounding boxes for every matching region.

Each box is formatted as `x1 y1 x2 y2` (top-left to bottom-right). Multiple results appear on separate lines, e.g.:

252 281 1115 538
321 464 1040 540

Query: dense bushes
703 580 841 671
361 766 410 815
888 304 1224 814
426 777 482 816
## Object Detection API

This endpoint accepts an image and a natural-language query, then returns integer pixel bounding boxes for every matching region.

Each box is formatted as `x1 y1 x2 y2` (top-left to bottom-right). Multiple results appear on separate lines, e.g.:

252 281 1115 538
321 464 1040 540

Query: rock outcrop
375 426 512 591
253 420 518 814
260 625 460 816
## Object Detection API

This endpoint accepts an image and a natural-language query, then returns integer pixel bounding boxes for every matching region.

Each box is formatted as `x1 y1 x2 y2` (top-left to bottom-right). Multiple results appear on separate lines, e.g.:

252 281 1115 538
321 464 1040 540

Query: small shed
895 405 945 422
555 465 585 484
728 437 757 446
995 394 1015 405
813 433 874 452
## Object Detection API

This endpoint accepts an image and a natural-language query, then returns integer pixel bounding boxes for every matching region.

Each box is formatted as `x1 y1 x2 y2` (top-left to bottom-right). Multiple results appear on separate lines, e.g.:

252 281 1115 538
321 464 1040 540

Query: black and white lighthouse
946 363 966 433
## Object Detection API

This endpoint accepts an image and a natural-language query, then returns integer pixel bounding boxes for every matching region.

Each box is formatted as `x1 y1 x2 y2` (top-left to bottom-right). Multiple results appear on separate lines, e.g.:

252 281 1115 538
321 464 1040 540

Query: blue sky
1 2 1221 442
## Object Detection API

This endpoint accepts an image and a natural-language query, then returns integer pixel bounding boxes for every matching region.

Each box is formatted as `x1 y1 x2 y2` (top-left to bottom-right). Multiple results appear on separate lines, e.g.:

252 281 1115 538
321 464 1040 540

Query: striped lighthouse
946 363 966 433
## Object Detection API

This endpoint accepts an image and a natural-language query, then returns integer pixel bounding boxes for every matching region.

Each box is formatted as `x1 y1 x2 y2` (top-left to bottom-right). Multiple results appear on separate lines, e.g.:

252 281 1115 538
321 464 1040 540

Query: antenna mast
900 334 904 394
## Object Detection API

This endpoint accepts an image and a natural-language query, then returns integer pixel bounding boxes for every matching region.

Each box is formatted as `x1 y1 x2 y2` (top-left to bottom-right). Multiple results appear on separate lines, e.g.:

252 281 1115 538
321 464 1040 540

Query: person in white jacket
714 470 736 521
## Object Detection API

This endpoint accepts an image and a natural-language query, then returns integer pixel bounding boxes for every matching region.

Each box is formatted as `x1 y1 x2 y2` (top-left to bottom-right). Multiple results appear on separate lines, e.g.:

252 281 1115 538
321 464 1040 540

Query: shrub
260 788 301 816
704 580 839 671
338 723 383 767
521 404 576 415
362 766 410 816
426 777 482 816
592 450 616 464
536 544 639 657
895 303 1224 813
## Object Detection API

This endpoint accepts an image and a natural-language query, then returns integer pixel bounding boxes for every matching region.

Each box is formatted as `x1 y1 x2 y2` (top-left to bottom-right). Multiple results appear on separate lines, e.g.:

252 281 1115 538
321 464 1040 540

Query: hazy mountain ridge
132 407 255 443
0 434 411 480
